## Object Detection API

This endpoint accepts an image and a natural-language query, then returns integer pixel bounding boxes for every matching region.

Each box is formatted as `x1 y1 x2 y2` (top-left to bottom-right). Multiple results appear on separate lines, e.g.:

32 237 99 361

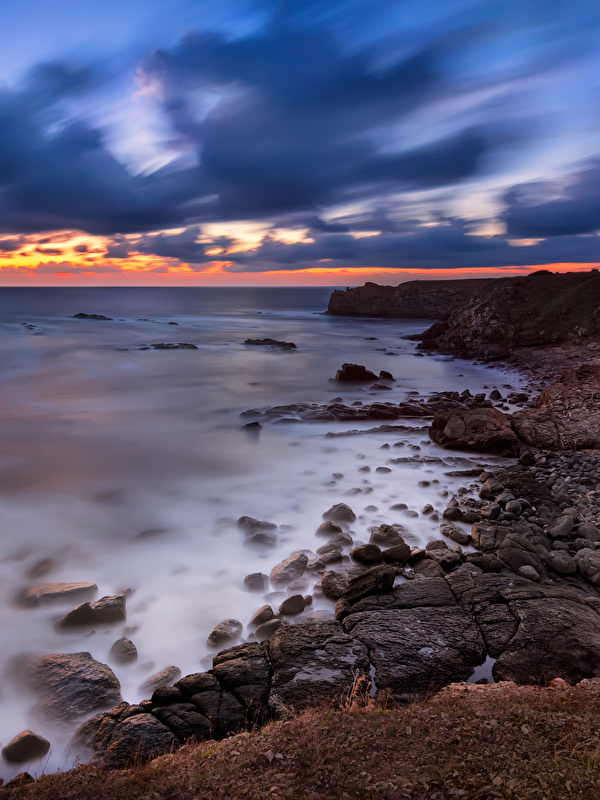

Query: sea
0 287 522 778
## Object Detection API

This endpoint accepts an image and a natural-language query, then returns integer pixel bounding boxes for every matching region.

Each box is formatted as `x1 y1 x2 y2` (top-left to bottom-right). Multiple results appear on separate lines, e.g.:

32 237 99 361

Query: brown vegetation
4 679 600 800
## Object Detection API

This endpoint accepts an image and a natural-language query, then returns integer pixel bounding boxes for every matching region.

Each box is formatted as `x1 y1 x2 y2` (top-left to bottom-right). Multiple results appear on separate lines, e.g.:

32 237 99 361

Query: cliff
327 278 491 319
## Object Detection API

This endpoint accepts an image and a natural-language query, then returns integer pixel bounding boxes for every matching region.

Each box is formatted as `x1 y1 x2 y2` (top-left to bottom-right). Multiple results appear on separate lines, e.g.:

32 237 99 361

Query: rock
518 565 541 582
381 542 411 565
321 571 350 600
440 523 471 546
72 313 113 320
109 638 138 665
269 621 369 708
350 544 383 565
505 500 522 516
153 702 212 742
328 531 354 548
546 551 577 575
430 407 519 453
575 550 600 587
238 516 277 533
335 363 377 382
244 572 269 591
249 605 273 626
270 552 309 585
315 520 343 536
428 549 462 572
493 598 600 685
16 582 98 608
442 506 463 521
212 642 271 721
207 619 243 648
58 594 126 628
341 565 395 605
244 339 296 349
151 686 183 706
279 595 305 615
577 522 600 542
139 666 182 694
369 524 405 547
414 559 446 578
2 731 50 763
498 533 547 579
322 503 356 524
344 606 486 700
379 370 394 380
255 619 283 640
99 713 180 770
29 652 121 722
547 515 575 539
480 503 501 520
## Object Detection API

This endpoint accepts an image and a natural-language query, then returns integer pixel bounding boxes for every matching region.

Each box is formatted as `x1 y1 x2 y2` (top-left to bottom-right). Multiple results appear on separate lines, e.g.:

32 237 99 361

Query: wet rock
321 571 350 600
440 523 471 545
151 686 183 706
428 549 462 572
382 542 411 565
58 594 126 628
2 731 50 763
255 619 283 640
270 552 309 586
29 652 121 722
430 407 519 453
379 370 394 380
575 550 600 587
16 582 97 608
414 559 446 578
328 531 353 548
207 619 243 648
109 637 138 665
212 642 271 721
350 543 383 565
279 595 305 615
244 572 268 591
269 621 369 708
316 520 343 536
493 598 600 685
249 605 273 626
341 565 395 605
99 713 180 770
335 363 377 382
369 524 405 547
320 550 343 565
153 703 212 742
344 606 486 700
72 313 113 320
546 551 577 574
547 515 575 539
442 506 463 521
322 503 356 524
518 565 541 582
238 516 278 533
139 666 182 694
244 338 296 349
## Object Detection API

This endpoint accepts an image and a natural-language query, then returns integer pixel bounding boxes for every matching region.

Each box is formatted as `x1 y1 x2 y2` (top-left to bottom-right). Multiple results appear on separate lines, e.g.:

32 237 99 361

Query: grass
3 680 600 799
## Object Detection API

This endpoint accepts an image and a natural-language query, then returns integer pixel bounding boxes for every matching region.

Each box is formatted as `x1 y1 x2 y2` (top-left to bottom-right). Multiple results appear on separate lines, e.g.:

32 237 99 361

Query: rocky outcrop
328 279 490 318
430 407 520 454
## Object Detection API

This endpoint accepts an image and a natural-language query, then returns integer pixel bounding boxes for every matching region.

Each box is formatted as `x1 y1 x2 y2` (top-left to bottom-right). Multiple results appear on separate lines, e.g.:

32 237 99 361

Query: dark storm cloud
504 162 600 238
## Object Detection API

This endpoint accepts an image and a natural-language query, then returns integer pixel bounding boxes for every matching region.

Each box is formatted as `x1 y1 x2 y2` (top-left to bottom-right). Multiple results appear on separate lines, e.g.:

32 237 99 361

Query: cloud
504 161 600 237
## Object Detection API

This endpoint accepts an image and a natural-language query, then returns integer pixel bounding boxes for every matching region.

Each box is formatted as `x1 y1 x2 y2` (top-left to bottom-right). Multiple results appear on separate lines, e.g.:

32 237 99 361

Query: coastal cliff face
327 279 490 319
330 270 600 359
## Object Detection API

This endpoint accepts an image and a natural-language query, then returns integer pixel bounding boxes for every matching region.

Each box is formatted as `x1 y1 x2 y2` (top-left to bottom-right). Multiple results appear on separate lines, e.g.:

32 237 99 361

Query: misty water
0 287 523 778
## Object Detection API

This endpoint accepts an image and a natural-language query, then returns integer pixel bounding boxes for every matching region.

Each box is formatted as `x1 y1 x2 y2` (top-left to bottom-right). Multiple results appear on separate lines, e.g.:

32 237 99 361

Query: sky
0 0 599 286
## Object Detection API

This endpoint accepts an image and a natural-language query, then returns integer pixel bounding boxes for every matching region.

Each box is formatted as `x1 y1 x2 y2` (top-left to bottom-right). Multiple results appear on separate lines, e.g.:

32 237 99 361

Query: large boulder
343 606 486 699
269 621 369 708
28 652 121 722
270 552 308 585
335 363 377 382
430 407 519 453
212 642 271 722
340 565 395 606
99 713 180 770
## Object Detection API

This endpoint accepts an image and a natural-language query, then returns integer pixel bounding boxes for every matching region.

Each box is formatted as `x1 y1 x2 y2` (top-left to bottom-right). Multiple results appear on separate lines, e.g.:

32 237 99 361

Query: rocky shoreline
6 282 600 789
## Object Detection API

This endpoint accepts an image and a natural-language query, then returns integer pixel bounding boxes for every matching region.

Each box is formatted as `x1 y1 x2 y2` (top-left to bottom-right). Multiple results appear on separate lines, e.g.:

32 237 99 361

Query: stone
16 582 97 608
493 598 600 685
442 506 463 521
99 713 180 770
238 516 278 534
414 559 446 578
2 731 50 763
28 652 121 722
270 552 309 585
545 550 577 575
575 550 600 587
207 619 243 648
255 619 283 640
213 642 271 721
58 594 126 628
153 703 212 742
109 637 138 665
344 606 486 700
151 686 183 706
315 520 343 536
369 524 405 547
244 338 296 349
547 515 575 539
497 533 546 578
249 605 273 626
269 621 370 708
335 363 377 382
279 595 305 615
440 523 471 546
139 666 182 693
430 407 519 453
321 571 350 600
244 572 269 591
382 542 411 565
350 543 383 565
322 503 356 524
480 503 501 520
578 522 600 542
428 549 462 572
518 565 541 582
341 565 395 605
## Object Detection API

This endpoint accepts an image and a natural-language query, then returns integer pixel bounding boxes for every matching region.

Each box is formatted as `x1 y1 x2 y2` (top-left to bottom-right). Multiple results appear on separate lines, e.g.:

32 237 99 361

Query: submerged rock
72 313 113 320
244 338 296 349
16 581 97 608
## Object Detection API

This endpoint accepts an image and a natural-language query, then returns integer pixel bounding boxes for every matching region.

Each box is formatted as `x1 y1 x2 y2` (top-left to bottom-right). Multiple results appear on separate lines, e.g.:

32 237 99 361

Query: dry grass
4 681 600 800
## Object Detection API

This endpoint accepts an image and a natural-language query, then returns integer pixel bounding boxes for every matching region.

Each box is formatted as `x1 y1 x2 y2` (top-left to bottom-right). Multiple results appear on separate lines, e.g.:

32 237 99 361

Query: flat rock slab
269 620 369 708
17 582 98 608
493 598 600 685
343 606 486 699
29 652 122 722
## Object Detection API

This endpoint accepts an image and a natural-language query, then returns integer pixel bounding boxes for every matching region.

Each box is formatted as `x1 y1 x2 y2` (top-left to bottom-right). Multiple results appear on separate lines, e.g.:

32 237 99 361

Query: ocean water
0 287 522 778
